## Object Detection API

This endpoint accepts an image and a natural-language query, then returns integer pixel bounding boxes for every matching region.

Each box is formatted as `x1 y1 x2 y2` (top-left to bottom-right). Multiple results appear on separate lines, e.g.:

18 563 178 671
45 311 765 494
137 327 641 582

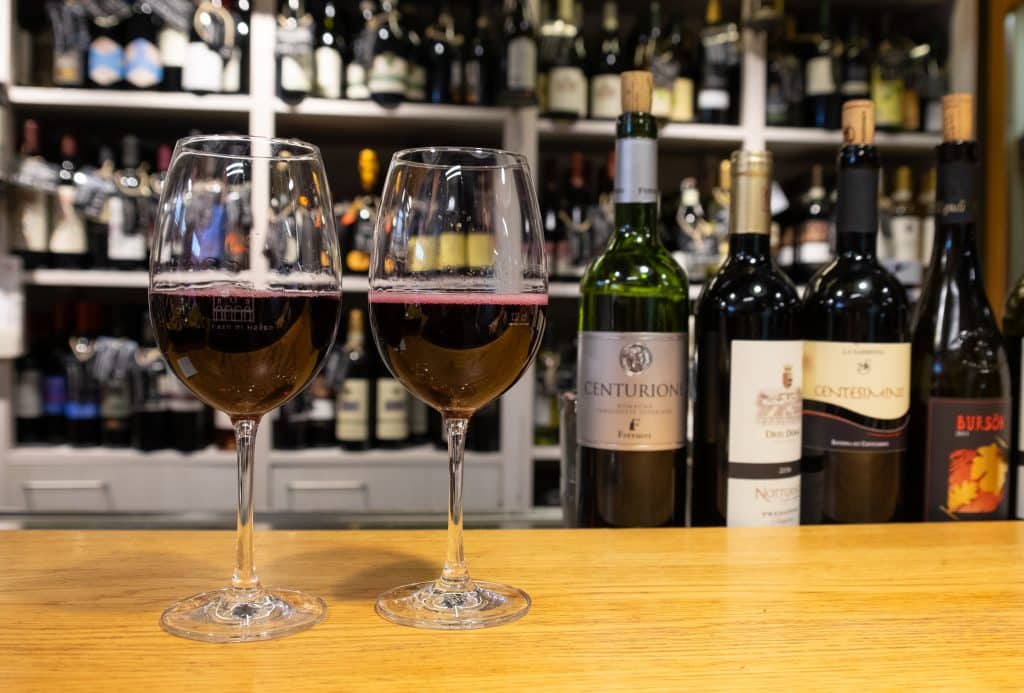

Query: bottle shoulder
580 244 689 298
1003 273 1024 335
803 257 909 311
697 258 801 315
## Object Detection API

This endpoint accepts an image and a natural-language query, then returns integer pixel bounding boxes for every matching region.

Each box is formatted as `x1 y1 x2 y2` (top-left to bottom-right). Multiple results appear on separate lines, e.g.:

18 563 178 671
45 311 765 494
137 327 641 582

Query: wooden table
3 524 1024 690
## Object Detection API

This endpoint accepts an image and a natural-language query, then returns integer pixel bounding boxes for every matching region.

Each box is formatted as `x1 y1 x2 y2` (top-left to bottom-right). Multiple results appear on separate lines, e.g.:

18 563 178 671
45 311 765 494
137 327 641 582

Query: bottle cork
841 99 875 145
942 93 973 141
621 70 653 114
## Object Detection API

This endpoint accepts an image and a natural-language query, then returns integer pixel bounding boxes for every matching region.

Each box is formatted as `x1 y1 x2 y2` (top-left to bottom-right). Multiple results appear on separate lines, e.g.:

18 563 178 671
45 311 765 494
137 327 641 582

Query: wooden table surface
2 524 1024 691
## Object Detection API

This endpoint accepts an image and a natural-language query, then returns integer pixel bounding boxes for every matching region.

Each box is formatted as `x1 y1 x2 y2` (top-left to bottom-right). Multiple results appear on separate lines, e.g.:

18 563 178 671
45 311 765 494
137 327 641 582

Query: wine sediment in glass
151 284 340 416
368 292 547 417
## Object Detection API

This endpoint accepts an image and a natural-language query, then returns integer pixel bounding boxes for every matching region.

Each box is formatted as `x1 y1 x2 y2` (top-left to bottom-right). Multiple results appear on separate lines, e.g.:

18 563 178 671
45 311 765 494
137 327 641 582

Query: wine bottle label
464 60 482 104
44 376 67 416
406 64 427 101
466 232 494 269
871 68 903 128
346 62 369 99
315 46 343 99
534 392 554 427
183 41 223 92
548 66 587 117
590 73 620 119
409 397 429 435
924 397 1010 521
222 47 241 93
125 37 164 88
50 185 87 254
280 55 312 92
407 236 438 273
697 88 729 112
88 36 124 85
614 138 657 205
797 219 831 263
65 401 99 420
506 36 536 91
726 339 802 527
802 341 910 452
670 78 694 122
100 390 131 419
889 215 921 261
376 378 409 440
921 216 935 263
576 331 686 451
54 51 84 86
438 231 467 269
17 371 43 419
841 80 869 97
924 100 943 133
938 162 975 225
106 197 148 261
308 397 334 422
369 53 408 96
16 190 50 252
804 55 836 96
158 26 188 68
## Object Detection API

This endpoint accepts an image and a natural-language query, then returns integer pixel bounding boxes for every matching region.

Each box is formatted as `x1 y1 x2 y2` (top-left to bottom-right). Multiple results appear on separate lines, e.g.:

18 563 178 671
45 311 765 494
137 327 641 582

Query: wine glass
149 135 342 642
368 147 548 630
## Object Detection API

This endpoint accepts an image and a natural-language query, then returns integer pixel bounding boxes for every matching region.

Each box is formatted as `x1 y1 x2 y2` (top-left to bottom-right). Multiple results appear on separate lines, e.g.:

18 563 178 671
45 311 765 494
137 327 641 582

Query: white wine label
16 371 42 419
106 197 147 261
506 36 536 91
280 55 312 92
697 88 729 111
314 46 342 98
590 73 620 119
222 47 241 93
651 86 672 120
337 378 369 441
308 397 333 422
889 215 921 261
921 216 935 264
50 186 87 254
726 340 802 528
183 42 223 92
406 64 427 101
16 191 49 252
670 78 694 122
548 66 587 117
577 331 686 452
614 138 657 205
369 53 408 96
376 378 409 440
841 80 869 96
346 62 369 99
804 55 835 96
871 67 903 128
158 26 187 67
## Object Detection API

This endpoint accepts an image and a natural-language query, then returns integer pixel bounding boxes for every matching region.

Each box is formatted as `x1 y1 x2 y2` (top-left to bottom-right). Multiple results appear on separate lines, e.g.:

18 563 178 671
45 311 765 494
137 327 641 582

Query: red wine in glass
368 292 548 417
150 285 341 416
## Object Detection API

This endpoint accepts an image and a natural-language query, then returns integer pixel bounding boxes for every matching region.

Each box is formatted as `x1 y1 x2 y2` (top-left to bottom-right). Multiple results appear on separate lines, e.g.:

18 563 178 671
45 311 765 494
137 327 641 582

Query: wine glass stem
439 417 472 592
231 417 262 595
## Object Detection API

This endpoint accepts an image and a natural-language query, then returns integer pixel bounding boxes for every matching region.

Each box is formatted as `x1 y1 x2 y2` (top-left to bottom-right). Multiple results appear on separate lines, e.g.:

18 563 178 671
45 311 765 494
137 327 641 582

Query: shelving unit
0 0 980 521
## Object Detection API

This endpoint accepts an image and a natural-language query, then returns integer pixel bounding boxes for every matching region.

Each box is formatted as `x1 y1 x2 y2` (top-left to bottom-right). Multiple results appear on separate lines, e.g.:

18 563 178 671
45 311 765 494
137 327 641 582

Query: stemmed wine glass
149 135 342 642
368 147 548 629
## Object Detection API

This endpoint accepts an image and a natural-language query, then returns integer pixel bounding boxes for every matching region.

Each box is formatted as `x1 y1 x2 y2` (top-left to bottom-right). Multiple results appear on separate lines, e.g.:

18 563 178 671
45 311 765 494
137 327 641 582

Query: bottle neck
726 159 771 260
834 143 880 258
612 112 660 248
728 232 771 258
930 141 981 279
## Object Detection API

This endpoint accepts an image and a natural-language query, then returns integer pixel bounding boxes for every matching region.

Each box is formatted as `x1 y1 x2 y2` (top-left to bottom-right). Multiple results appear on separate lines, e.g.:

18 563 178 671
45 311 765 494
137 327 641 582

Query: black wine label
925 397 1011 521
937 161 975 225
836 168 879 234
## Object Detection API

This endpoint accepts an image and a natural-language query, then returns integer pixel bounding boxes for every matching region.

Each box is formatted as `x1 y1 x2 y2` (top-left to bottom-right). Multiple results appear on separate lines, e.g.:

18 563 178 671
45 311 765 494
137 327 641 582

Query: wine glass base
160 587 326 643
375 580 530 630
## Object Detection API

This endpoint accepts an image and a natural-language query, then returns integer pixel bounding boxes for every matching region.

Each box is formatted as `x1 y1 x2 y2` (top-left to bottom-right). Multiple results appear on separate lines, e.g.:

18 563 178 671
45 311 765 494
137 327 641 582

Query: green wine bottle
575 70 690 528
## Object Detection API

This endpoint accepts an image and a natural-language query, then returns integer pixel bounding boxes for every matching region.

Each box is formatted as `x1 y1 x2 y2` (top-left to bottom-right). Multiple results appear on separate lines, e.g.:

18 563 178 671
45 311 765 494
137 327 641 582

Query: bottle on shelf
221 0 246 93
800 100 911 524
65 303 102 448
340 149 380 275
468 400 501 452
804 0 838 130
157 7 189 92
368 1 409 106
590 151 615 255
87 14 125 88
49 134 89 269
276 0 315 105
885 165 922 283
464 3 497 106
629 1 655 71
108 135 151 271
674 177 715 281
162 369 209 453
909 94 1011 521
545 0 587 120
336 308 373 451
839 16 870 104
48 0 88 87
590 1 622 120
693 149 802 527
182 1 230 94
706 158 732 274
788 164 832 285
534 335 561 446
132 313 169 452
401 3 428 103
15 316 46 446
306 368 336 448
648 4 679 121
918 167 937 266
373 351 410 449
561 151 591 279
274 395 308 449
346 1 376 100
576 71 689 528
87 146 116 269
697 0 735 125
42 303 73 445
500 0 537 106
765 17 802 127
872 12 905 132
540 159 568 281
123 1 164 90
12 119 50 269
667 13 696 123
98 328 134 448
920 56 946 134
425 2 455 104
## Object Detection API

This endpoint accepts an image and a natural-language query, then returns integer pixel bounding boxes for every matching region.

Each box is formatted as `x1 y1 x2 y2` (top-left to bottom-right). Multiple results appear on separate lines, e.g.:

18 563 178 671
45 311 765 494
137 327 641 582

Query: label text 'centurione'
582 381 683 398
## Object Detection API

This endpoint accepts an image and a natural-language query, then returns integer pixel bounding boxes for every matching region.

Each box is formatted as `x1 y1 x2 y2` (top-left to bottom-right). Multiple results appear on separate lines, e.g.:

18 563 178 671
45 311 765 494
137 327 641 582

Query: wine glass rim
175 134 321 162
392 146 528 170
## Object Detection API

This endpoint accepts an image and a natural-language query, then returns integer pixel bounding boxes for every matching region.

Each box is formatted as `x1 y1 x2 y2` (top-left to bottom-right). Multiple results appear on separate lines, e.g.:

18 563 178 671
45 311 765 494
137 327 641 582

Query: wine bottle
65 303 102 448
590 1 622 120
99 330 133 448
804 0 838 130
48 0 88 87
561 151 592 278
499 0 537 106
346 1 375 99
157 7 189 91
840 16 870 103
909 94 1011 521
306 369 336 447
697 0 731 124
692 150 802 527
312 0 343 98
872 13 904 133
789 164 832 285
220 0 245 93
49 134 89 269
373 353 410 450
674 176 715 279
337 309 373 451
340 149 380 274
123 2 164 89
464 3 496 106
648 3 679 121
666 13 695 123
540 159 568 281
107 135 149 271
918 167 937 266
87 16 125 88
12 119 50 270
534 335 561 446
576 71 689 528
368 1 408 106
425 2 455 104
182 2 228 94
765 17 801 127
276 0 314 105
43 303 72 444
886 166 921 272
132 313 169 451
15 318 45 445
801 100 911 524
545 0 586 120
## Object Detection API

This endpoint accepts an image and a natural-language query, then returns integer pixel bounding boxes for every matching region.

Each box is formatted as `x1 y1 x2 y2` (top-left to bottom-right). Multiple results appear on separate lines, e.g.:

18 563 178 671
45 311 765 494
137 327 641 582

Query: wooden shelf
539 117 745 148
269 445 502 466
765 126 941 154
5 86 251 117
275 98 509 134
24 269 149 288
7 446 235 466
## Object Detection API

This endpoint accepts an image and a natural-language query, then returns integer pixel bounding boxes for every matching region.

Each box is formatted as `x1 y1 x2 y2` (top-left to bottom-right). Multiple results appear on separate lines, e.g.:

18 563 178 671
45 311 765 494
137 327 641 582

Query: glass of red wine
369 147 548 629
148 135 341 642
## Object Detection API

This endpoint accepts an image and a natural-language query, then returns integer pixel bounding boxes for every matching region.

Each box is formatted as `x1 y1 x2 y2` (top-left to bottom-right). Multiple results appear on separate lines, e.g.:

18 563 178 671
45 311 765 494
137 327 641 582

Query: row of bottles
17 0 250 93
573 70 1015 528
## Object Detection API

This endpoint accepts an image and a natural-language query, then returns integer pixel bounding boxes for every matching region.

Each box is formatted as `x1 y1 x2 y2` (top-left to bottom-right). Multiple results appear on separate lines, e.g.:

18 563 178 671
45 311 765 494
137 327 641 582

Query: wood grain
2 524 1024 691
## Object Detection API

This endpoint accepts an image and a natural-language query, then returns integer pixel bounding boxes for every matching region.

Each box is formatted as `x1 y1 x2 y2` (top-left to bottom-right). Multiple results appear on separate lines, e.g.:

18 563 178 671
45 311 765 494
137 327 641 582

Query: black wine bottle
313 0 344 99
49 134 89 269
692 150 802 527
368 1 408 106
464 3 496 106
804 0 838 129
87 16 125 88
576 71 689 527
123 2 164 89
801 100 911 524
909 94 1011 521
499 0 537 105
336 309 373 451
277 0 315 104
589 1 622 120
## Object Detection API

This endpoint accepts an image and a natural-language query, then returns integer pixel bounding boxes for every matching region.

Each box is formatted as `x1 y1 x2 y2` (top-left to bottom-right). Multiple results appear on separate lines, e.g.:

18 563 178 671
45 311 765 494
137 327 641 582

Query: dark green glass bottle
575 71 689 528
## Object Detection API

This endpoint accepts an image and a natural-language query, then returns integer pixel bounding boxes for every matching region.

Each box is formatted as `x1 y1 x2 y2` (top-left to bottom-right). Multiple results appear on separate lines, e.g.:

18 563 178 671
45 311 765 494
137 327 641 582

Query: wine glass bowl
149 135 341 642
368 147 547 629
